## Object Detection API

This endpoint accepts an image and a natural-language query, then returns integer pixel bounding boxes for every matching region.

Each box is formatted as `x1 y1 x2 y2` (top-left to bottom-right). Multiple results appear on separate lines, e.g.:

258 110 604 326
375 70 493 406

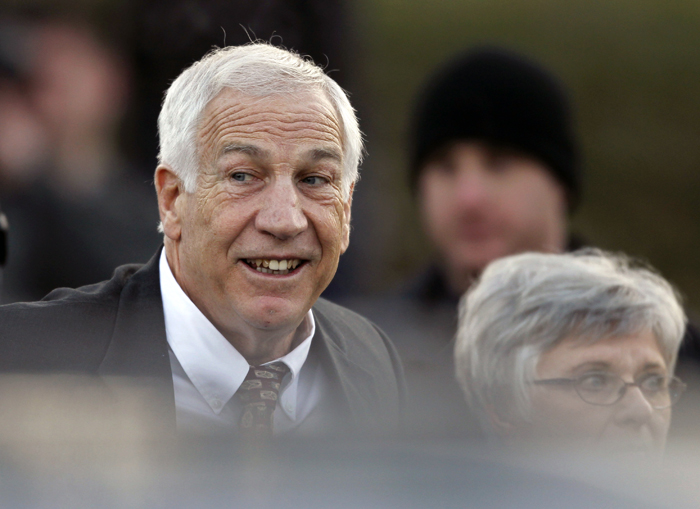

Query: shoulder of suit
42 263 144 303
311 297 405 428
311 297 397 358
0 262 148 365
0 262 144 315
312 297 382 333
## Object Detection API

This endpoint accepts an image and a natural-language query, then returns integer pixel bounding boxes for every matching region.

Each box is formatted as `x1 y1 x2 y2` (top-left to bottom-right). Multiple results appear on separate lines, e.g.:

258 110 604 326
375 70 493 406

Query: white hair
454 249 687 434
157 42 363 199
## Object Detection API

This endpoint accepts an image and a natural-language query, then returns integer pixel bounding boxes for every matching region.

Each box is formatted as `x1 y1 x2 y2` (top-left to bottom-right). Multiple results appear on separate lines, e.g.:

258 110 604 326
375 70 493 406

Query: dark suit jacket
0 250 405 436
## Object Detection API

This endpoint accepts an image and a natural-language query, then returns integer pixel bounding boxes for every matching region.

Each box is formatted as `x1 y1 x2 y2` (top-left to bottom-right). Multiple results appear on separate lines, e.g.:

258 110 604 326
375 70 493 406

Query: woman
454 250 686 455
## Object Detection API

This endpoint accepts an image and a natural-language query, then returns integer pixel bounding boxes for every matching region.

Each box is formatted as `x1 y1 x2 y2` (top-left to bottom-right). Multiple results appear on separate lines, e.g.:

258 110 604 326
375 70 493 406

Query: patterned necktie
236 362 290 439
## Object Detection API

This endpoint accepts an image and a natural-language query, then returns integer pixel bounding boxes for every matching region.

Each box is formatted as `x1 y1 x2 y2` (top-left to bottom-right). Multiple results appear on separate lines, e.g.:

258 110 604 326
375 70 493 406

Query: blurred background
1 0 700 313
343 0 700 314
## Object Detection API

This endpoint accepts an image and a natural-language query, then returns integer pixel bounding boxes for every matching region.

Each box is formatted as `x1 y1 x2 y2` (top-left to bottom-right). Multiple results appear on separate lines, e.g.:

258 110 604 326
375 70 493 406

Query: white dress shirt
159 250 332 435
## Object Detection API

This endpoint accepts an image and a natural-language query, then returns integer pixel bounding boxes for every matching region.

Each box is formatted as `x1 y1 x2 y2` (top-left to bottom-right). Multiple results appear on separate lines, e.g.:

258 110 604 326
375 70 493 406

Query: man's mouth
244 258 304 275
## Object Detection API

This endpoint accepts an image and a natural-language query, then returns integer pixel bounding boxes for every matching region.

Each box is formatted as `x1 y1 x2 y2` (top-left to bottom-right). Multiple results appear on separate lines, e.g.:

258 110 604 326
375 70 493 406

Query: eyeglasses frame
532 373 687 409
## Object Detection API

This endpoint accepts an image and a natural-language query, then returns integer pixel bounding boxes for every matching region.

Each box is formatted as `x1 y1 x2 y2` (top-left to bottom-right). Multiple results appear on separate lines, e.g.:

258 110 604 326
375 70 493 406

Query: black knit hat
410 47 581 210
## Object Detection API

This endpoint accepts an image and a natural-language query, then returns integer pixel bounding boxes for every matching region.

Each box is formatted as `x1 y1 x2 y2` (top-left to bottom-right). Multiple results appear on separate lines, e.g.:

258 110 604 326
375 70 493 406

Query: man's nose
255 177 308 239
453 164 492 208
614 385 655 428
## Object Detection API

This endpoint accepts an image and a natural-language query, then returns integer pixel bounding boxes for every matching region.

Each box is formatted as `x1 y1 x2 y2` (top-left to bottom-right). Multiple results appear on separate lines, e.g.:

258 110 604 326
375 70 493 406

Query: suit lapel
97 248 176 431
311 309 380 432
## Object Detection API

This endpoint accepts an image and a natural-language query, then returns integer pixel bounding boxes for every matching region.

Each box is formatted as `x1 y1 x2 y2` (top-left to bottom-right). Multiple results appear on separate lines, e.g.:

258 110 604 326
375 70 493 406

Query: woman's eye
578 373 611 392
231 172 253 182
640 374 667 392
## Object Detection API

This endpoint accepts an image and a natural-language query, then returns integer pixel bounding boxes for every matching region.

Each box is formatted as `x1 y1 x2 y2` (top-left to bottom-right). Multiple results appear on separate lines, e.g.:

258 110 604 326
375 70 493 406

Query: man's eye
489 155 517 173
425 160 455 176
231 172 253 182
301 176 327 186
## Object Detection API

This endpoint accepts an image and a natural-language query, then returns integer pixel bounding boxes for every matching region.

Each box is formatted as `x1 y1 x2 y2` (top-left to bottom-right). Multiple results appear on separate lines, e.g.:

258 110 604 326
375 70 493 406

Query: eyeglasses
533 372 686 409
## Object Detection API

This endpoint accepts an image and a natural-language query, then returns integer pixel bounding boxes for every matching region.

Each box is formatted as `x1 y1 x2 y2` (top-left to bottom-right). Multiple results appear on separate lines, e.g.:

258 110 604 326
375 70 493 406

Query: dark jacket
340 266 479 439
0 250 405 436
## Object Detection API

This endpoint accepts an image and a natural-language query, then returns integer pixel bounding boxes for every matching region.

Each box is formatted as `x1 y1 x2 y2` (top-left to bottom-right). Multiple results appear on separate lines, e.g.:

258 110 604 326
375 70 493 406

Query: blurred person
343 47 580 437
344 46 700 438
409 47 578 300
0 34 48 189
29 20 130 196
0 16 161 302
455 250 686 456
0 43 404 439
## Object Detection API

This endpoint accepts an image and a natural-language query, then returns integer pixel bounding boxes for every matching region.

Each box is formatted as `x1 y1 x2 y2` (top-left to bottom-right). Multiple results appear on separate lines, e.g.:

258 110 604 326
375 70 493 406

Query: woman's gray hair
157 42 363 199
454 249 687 433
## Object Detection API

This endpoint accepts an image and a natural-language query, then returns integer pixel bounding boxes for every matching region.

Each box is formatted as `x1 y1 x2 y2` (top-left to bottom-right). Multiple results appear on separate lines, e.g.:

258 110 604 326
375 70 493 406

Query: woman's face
520 330 672 455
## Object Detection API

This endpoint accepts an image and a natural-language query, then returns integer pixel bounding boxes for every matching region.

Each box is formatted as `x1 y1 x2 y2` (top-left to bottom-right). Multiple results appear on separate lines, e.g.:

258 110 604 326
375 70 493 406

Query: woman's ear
484 400 517 436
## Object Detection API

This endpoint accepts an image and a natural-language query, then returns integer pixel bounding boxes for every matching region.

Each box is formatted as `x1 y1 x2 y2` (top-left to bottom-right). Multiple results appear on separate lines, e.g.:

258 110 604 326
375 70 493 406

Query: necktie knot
236 361 290 439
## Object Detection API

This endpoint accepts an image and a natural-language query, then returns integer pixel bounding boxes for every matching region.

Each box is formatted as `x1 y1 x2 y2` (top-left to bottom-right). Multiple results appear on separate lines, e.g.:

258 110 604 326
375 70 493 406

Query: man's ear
155 165 184 241
340 183 354 254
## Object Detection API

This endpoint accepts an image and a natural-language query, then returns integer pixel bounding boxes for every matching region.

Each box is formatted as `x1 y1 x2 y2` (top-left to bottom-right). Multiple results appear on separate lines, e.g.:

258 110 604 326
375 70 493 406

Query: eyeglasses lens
576 373 621 405
575 374 683 408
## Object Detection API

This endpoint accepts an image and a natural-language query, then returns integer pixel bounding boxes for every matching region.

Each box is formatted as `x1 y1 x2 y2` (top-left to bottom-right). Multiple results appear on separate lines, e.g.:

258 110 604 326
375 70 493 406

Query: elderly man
0 43 404 438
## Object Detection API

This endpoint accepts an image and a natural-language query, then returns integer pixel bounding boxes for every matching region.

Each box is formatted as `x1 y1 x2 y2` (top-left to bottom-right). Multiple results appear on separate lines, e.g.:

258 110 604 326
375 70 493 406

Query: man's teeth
247 259 301 274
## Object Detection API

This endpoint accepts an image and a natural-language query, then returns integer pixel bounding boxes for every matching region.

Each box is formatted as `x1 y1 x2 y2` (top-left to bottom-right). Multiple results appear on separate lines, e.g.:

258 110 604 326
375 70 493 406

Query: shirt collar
159 250 315 415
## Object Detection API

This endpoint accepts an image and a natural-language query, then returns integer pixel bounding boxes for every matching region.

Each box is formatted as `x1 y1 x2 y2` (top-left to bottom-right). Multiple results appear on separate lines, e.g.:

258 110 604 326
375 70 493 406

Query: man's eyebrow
306 147 343 164
220 143 269 159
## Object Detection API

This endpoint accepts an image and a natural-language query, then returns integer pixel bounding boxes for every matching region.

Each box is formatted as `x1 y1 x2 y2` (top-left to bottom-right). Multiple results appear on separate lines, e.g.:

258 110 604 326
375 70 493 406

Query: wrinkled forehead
196 87 343 156
200 86 340 130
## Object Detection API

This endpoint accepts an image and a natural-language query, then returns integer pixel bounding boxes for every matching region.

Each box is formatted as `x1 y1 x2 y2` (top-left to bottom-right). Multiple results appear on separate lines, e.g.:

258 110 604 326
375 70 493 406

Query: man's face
525 330 672 456
418 141 567 292
161 89 351 338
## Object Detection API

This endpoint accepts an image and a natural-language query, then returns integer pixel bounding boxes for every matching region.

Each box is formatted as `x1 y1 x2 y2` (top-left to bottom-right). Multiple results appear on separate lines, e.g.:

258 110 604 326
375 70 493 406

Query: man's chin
239 296 310 331
455 241 527 272
450 248 508 279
